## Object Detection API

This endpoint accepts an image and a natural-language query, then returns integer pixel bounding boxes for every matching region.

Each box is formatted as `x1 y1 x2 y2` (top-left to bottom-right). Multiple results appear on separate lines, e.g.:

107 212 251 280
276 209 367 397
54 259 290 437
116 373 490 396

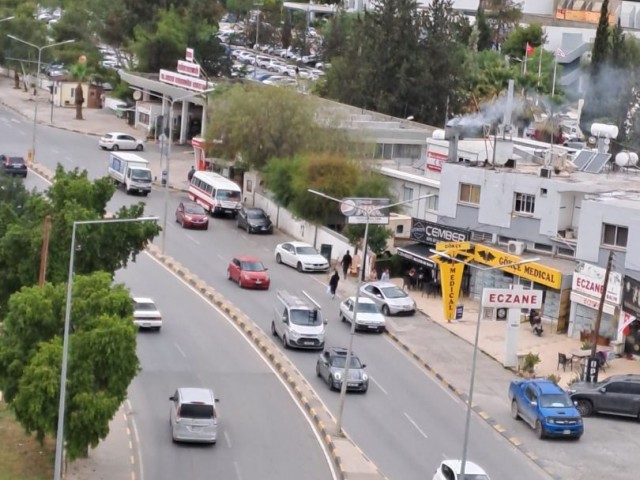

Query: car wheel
237 277 243 288
282 334 289 349
362 387 368 394
510 400 520 420
340 314 346 323
112 144 119 151
180 218 185 228
275 253 282 264
226 269 232 281
296 262 303 272
136 144 144 151
535 420 545 439
316 363 321 377
271 322 277 336
575 399 594 417
382 304 391 316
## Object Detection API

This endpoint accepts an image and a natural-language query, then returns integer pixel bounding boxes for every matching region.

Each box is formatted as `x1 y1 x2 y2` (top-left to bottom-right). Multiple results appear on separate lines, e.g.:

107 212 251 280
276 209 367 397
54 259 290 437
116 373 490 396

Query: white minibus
188 171 242 217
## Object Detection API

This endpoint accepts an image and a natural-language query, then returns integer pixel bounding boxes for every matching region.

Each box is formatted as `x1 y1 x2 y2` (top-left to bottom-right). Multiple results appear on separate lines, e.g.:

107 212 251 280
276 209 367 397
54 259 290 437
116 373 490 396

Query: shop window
514 192 535 214
458 183 481 205
602 223 628 248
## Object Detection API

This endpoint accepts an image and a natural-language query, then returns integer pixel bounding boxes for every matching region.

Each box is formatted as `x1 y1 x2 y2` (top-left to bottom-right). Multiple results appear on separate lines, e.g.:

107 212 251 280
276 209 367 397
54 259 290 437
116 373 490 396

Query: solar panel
583 153 611 174
573 150 596 170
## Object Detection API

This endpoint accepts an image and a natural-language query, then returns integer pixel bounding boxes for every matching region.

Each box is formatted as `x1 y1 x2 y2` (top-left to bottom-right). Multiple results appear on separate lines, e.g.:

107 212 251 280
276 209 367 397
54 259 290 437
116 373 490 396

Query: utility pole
38 215 52 287
590 250 614 359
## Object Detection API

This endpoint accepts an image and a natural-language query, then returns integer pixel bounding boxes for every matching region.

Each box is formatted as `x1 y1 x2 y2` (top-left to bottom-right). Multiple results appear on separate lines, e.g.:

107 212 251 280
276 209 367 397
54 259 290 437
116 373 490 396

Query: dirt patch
0 402 54 480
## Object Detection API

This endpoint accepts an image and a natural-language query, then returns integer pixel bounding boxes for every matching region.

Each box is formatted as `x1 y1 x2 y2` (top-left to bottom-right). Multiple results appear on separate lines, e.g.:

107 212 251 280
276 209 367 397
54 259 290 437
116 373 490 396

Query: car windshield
356 302 380 313
241 261 265 272
380 286 407 299
217 189 240 201
132 170 151 181
465 475 489 480
184 204 205 214
9 157 25 164
331 356 363 369
134 302 157 311
179 403 214 419
539 394 574 408
296 246 318 255
247 210 266 219
289 309 322 326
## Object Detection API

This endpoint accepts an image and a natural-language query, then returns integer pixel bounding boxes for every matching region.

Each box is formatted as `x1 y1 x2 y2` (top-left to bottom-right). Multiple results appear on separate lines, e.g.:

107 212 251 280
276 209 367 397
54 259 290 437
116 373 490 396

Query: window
540 188 548 197
425 194 439 211
514 192 535 214
402 186 413 202
458 183 481 205
605 382 627 394
602 224 628 248
556 246 575 257
532 243 553 253
396 224 404 234
70 88 75 98
471 231 492 243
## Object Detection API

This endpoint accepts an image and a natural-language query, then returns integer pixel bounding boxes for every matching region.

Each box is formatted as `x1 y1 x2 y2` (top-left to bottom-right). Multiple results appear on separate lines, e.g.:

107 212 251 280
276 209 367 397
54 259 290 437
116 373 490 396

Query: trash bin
161 170 168 186
455 305 464 320
320 244 332 265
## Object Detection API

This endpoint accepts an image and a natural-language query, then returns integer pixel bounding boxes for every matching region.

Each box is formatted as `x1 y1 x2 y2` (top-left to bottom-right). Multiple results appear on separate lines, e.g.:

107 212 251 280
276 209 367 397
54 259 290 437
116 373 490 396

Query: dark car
236 207 273 234
1 155 28 177
568 374 640 419
315 347 368 393
175 201 209 230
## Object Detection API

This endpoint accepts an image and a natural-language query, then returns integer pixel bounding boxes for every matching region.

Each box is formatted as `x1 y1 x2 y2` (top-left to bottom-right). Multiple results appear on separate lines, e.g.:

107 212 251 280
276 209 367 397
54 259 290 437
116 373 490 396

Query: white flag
618 310 636 333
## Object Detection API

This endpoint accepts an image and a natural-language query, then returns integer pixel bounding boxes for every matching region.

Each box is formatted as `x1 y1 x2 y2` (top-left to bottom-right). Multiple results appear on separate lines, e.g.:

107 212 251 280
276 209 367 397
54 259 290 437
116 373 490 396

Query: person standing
329 270 340 299
380 267 390 282
340 250 352 279
187 165 196 182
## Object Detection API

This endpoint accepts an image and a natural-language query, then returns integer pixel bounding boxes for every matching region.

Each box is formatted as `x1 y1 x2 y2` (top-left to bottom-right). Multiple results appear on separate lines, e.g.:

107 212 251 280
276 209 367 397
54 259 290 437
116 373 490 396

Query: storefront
621 274 640 357
568 262 622 342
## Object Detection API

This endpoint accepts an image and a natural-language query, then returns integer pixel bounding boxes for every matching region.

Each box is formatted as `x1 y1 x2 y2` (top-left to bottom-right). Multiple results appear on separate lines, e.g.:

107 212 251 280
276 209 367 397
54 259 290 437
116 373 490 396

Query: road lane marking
224 430 232 448
126 399 145 480
370 377 388 395
233 461 244 480
216 253 226 262
185 234 200 245
404 412 428 439
174 343 187 358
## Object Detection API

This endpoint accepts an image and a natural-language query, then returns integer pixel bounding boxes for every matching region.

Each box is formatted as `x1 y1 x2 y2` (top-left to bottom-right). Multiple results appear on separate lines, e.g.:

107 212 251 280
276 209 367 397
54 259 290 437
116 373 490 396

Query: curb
384 311 561 480
146 245 386 480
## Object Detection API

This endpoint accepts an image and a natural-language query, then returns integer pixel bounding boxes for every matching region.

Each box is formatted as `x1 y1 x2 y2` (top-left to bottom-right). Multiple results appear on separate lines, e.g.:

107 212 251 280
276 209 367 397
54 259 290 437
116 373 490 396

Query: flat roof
118 70 209 106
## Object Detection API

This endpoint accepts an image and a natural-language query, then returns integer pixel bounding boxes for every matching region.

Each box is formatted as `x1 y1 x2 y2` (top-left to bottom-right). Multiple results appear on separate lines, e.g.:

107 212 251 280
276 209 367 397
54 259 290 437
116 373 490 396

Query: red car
175 201 209 230
227 256 270 289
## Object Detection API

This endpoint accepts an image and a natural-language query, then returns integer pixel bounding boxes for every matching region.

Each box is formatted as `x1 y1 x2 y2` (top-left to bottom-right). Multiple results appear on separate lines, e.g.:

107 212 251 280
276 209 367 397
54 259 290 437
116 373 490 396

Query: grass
0 402 54 480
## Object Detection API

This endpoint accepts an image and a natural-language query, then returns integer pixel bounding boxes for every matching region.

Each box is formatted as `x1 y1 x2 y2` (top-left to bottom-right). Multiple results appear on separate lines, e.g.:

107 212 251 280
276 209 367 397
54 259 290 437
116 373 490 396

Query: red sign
159 69 208 92
178 60 200 78
426 150 447 172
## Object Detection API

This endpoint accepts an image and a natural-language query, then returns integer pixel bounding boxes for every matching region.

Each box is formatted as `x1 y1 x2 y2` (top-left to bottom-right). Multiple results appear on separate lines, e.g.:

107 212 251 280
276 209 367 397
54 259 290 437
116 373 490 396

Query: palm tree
69 59 90 120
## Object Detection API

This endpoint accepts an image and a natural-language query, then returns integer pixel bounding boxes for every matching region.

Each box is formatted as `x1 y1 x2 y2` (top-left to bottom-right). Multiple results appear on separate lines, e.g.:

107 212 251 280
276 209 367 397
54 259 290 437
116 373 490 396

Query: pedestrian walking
380 267 390 282
340 250 352 279
187 166 196 182
329 270 340 299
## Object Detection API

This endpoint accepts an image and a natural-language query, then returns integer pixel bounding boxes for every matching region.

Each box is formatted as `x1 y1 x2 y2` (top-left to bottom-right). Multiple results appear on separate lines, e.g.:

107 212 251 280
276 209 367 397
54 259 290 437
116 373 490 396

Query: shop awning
396 243 436 268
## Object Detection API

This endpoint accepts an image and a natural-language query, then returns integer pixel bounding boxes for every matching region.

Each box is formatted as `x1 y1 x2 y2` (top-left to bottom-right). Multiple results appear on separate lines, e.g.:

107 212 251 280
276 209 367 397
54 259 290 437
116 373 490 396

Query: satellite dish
133 90 142 101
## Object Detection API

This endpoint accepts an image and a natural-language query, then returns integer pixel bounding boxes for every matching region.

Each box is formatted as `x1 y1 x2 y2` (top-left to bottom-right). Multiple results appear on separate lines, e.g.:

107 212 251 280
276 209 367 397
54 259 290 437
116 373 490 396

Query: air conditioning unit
508 240 526 255
540 167 552 178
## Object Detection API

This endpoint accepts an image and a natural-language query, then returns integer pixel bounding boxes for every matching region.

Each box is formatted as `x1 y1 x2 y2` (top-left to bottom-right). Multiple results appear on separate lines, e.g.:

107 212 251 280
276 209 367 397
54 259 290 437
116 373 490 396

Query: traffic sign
481 288 543 308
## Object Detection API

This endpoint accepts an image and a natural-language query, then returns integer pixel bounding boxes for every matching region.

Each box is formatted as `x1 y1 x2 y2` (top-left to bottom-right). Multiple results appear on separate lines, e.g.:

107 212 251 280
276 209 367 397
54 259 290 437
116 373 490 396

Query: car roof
344 296 375 304
364 281 397 288
531 379 565 394
104 131 130 136
245 207 266 213
603 374 640 383
177 387 215 404
288 241 313 247
133 297 155 304
441 460 486 475
182 201 204 208
327 347 357 357
236 255 261 262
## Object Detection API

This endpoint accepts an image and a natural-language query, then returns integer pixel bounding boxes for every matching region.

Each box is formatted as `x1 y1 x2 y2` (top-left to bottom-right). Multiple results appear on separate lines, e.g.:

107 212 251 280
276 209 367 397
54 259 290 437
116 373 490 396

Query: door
602 382 634 415
176 203 184 222
521 385 538 426
318 351 330 381
282 244 295 266
345 299 354 324
229 258 240 281
119 134 136 149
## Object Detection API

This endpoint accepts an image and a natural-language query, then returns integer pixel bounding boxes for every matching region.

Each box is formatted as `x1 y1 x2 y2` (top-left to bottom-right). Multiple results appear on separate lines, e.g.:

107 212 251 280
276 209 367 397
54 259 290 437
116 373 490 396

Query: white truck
108 152 152 196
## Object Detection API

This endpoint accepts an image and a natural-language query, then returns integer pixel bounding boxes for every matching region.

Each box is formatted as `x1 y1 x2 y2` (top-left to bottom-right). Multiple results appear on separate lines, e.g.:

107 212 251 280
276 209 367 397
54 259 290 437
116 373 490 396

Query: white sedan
274 241 329 272
99 132 144 151
132 297 162 331
433 460 490 480
339 297 386 333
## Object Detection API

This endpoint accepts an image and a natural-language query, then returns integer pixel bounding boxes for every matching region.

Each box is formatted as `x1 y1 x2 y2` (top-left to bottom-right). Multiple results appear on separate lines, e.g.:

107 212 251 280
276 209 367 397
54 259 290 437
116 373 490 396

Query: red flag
525 43 535 56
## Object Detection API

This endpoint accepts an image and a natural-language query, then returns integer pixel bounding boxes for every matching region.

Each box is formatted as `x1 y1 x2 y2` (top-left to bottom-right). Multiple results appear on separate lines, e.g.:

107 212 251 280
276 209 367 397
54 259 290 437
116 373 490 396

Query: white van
188 171 242 217
169 387 219 444
271 290 327 350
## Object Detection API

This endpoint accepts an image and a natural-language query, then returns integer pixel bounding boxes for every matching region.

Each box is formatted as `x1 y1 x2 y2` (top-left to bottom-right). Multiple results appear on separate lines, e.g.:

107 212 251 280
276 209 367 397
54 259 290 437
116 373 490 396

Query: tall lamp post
6 35 75 163
309 189 435 435
0 15 15 23
53 216 159 480
429 249 539 479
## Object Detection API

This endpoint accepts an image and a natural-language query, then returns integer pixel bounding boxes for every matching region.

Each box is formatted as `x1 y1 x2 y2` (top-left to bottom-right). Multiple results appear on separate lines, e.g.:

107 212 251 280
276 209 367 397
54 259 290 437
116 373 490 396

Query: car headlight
546 418 555 424
362 373 368 381
334 372 342 380
577 418 583 424
289 330 301 339
242 274 251 280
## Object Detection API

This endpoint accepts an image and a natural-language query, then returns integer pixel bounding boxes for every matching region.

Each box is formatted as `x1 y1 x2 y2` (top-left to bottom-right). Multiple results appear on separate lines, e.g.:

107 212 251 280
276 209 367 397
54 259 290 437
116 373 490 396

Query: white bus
188 171 243 217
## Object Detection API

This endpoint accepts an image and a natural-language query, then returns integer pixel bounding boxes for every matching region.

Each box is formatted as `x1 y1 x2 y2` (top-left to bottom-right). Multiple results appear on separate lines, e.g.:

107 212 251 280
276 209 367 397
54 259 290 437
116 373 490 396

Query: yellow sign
436 241 471 252
431 255 465 322
473 245 562 289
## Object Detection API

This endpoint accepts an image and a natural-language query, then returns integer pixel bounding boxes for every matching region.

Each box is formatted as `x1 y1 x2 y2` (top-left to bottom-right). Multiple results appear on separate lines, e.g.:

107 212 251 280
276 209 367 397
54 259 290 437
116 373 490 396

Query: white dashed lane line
404 412 429 439
174 343 187 358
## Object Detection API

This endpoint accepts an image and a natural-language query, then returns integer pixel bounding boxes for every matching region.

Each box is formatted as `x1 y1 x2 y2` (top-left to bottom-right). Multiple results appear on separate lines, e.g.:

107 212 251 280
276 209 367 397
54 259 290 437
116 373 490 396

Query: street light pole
309 189 434 435
6 35 75 163
53 216 158 480
429 250 539 479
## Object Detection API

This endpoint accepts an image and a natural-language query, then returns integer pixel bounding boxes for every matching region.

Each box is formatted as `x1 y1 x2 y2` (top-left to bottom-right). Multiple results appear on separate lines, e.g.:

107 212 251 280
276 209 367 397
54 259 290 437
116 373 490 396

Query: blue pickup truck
508 379 584 439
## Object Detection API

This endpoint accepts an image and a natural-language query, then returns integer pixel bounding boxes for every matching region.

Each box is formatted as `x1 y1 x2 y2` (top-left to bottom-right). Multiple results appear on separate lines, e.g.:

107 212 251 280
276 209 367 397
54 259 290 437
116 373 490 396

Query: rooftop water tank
590 123 619 139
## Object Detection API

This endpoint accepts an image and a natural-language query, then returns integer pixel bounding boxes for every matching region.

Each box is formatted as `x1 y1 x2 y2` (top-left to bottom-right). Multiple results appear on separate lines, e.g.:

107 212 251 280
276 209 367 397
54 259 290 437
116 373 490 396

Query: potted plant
521 352 541 377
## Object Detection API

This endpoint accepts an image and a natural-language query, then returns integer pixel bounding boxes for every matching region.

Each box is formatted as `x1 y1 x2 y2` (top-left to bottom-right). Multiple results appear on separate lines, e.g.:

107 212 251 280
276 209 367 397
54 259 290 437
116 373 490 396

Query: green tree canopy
0 272 139 459
500 24 545 59
132 6 188 72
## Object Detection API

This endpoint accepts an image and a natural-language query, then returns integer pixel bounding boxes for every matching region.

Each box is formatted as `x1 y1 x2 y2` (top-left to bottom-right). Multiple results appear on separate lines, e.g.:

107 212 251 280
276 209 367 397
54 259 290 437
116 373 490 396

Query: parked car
359 282 416 316
339 297 386 333
132 297 162 331
568 374 640 419
432 460 490 480
226 255 270 289
98 132 144 151
175 201 209 230
1 155 28 177
236 207 273 234
509 379 583 439
274 241 330 272
315 347 368 393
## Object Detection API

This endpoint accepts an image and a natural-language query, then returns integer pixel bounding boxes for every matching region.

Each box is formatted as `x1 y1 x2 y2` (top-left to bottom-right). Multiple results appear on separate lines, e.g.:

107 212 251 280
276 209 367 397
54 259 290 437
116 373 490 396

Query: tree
480 0 522 45
69 58 90 120
131 6 188 72
0 272 139 459
475 5 493 51
500 24 545 59
262 156 303 207
591 0 610 77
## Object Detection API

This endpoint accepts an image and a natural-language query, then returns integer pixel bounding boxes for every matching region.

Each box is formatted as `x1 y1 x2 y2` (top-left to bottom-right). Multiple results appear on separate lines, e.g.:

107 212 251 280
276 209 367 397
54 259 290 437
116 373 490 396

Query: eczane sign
482 288 543 308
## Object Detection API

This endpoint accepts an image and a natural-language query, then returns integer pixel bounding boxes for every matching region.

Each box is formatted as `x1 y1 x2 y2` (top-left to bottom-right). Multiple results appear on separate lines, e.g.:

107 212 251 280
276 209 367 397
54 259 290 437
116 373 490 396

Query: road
7 104 635 480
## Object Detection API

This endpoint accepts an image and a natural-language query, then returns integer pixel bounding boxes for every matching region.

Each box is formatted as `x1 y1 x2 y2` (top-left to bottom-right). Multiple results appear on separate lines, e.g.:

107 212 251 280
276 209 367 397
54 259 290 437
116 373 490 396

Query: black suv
236 207 273 234
1 155 28 177
568 374 640 419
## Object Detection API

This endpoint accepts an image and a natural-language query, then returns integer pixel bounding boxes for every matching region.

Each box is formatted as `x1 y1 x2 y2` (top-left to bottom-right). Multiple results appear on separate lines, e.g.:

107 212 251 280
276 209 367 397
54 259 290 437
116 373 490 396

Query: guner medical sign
410 219 470 245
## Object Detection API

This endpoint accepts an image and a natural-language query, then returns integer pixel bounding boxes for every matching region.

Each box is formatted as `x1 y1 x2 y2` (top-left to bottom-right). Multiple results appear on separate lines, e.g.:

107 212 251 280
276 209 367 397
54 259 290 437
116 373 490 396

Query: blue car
509 379 583 439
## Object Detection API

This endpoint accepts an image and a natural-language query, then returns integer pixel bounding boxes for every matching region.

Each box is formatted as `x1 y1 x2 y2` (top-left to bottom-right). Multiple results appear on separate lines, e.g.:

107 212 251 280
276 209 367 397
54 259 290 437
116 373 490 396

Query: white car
432 460 490 480
339 297 386 333
133 297 162 331
274 241 329 272
359 281 416 316
99 132 144 151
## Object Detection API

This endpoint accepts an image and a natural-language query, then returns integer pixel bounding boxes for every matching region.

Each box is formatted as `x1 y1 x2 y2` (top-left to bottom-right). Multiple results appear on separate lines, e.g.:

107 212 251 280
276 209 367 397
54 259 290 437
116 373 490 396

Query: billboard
340 198 390 225
410 219 469 245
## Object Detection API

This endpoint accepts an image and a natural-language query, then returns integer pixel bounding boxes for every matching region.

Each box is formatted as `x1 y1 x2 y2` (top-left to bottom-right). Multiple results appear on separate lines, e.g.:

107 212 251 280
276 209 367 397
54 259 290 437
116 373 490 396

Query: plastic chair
557 353 573 371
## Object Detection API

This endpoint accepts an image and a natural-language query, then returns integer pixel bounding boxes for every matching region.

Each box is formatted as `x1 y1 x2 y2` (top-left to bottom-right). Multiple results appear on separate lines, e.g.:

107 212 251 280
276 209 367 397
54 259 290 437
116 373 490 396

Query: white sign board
572 262 622 305
482 288 543 309
339 197 390 225
570 291 617 315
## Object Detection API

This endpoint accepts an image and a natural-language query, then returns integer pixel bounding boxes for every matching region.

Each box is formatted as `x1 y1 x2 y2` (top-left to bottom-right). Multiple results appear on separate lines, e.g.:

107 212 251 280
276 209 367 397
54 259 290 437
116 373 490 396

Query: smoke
447 89 531 130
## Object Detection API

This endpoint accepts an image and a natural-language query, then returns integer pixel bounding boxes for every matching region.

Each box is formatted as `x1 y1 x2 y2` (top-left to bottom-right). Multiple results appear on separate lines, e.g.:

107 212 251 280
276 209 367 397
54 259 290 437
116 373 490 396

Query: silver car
169 387 219 444
359 282 416 316
315 347 368 393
